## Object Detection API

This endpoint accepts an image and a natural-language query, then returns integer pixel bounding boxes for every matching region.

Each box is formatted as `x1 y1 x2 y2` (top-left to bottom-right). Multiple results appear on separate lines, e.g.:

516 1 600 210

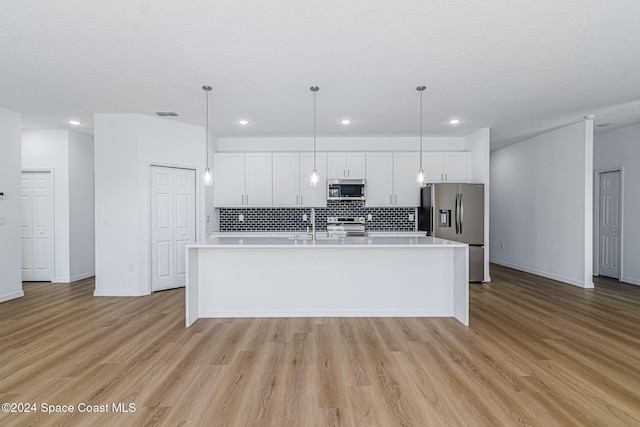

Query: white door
346 152 366 179
215 153 245 207
21 171 54 281
443 152 468 182
151 166 196 292
599 171 621 279
327 153 347 179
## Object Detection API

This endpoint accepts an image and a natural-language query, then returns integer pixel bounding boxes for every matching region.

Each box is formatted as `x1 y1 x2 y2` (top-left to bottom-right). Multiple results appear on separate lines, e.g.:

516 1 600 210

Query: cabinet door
443 152 468 182
422 152 444 183
393 152 420 207
327 153 347 179
346 152 366 179
245 153 272 206
300 153 327 207
273 153 300 207
215 153 245 207
365 152 393 207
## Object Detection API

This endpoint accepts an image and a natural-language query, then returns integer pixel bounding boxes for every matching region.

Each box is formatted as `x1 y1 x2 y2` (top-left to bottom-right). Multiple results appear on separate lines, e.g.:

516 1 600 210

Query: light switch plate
239 214 244 222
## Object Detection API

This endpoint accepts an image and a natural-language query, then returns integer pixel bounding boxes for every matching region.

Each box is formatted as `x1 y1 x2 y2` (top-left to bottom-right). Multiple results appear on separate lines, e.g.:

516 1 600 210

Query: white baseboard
490 258 593 288
70 272 95 282
93 290 149 297
621 276 640 286
53 276 71 284
0 290 25 303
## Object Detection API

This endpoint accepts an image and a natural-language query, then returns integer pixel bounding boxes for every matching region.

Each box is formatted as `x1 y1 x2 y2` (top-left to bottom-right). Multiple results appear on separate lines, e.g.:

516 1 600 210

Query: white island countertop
191 235 467 248
186 234 469 327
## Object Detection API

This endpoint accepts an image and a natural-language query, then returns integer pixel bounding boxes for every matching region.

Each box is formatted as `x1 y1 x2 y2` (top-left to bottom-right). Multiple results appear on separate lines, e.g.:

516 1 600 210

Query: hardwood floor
1 265 639 426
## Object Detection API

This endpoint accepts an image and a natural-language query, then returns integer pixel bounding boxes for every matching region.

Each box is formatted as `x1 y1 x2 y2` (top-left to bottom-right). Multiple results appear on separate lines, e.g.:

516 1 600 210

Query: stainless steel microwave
327 179 366 201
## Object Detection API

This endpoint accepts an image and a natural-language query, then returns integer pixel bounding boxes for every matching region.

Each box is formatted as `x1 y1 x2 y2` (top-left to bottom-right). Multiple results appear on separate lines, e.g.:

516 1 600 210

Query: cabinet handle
445 173 448 181
344 169 347 177
347 169 350 177
246 195 249 205
390 195 393 205
241 195 244 205
395 194 397 204
296 194 299 205
441 173 444 181
300 194 303 205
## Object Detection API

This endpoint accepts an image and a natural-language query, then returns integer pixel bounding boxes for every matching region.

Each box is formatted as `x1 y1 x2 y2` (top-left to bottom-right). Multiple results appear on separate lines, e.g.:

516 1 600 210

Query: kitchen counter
194 235 461 248
186 235 469 327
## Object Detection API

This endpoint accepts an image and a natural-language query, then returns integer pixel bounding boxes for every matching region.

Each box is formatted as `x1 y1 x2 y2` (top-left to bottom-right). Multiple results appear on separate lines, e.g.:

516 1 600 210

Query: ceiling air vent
155 112 179 117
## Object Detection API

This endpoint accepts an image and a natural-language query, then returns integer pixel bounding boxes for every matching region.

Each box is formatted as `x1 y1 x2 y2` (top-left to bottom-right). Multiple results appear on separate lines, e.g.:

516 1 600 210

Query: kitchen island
186 235 469 327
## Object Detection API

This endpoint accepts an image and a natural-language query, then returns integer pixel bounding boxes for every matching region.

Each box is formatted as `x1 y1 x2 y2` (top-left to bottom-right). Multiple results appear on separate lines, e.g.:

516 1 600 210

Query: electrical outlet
500 243 504 250
303 214 308 221
408 213 414 221
206 215 210 223
367 214 372 221
239 214 244 222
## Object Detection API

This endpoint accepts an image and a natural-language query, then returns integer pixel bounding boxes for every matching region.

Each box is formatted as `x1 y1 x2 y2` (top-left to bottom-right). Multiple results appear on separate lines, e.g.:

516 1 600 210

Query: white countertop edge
189 236 467 249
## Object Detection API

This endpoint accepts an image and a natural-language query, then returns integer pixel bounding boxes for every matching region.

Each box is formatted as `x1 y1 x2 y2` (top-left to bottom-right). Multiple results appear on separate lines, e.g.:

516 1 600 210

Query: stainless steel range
326 217 367 237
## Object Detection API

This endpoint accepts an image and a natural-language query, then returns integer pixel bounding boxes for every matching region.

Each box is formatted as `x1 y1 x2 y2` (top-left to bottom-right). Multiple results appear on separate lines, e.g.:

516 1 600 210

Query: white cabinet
300 153 327 207
365 152 394 206
393 152 420 206
421 152 468 183
365 152 420 207
272 153 327 207
327 152 365 179
215 153 272 207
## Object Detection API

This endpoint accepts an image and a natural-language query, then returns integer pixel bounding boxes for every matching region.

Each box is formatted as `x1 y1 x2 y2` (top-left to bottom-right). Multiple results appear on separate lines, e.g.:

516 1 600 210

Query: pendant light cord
203 85 212 170
311 86 319 169
417 85 425 169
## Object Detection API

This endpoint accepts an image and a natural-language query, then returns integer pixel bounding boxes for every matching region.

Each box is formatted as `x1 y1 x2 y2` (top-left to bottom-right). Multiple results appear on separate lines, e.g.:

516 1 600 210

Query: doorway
150 166 196 292
598 170 621 279
21 171 54 281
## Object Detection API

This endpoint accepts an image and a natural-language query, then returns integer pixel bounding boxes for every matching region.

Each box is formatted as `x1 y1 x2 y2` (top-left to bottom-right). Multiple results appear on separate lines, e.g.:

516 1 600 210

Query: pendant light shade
310 86 320 187
203 85 213 186
416 85 427 187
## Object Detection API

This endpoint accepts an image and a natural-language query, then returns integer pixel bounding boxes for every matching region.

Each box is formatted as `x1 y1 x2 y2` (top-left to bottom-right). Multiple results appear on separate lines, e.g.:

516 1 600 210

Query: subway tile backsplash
219 201 416 232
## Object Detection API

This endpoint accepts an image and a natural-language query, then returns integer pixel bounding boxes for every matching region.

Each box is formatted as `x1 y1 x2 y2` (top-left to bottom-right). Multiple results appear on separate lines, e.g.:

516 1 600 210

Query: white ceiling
2 0 640 150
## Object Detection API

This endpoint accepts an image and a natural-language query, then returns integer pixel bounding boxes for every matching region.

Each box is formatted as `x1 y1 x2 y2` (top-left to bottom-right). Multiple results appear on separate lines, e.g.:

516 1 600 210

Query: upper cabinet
421 152 468 183
327 152 366 179
215 153 272 207
272 153 327 207
365 152 420 207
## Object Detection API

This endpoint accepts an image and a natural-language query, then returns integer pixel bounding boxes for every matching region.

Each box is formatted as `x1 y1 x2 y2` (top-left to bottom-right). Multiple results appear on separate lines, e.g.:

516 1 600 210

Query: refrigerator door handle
459 193 464 234
454 193 459 234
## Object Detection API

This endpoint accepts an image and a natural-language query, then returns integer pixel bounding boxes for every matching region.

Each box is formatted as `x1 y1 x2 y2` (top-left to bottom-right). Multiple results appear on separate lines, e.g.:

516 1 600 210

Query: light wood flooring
1 264 639 426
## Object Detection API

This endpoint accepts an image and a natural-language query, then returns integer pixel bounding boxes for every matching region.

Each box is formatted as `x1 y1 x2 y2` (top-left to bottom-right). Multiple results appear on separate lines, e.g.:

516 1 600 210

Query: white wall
594 123 640 286
68 131 95 281
465 128 491 281
490 120 594 288
21 130 71 282
216 136 467 153
94 114 206 297
0 107 24 302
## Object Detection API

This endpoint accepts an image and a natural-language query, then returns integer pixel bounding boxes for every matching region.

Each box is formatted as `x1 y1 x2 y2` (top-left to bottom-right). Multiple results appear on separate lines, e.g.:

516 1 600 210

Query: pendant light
310 86 320 187
203 85 213 186
416 85 427 187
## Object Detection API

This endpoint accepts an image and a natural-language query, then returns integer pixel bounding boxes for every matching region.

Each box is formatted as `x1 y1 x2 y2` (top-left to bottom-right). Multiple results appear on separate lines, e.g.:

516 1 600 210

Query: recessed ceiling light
69 120 81 125
448 119 461 125
239 119 249 125
341 119 351 125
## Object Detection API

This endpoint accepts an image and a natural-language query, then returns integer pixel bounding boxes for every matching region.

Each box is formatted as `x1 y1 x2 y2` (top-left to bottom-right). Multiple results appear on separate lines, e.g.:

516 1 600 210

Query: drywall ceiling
2 0 640 150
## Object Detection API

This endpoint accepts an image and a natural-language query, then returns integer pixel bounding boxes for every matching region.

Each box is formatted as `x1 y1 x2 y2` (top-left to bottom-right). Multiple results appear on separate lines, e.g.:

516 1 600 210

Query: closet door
21 171 54 282
151 166 196 292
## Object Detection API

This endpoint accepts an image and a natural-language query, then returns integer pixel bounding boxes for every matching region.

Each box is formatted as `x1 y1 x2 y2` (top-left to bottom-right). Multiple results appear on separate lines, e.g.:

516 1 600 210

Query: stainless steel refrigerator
418 183 485 282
